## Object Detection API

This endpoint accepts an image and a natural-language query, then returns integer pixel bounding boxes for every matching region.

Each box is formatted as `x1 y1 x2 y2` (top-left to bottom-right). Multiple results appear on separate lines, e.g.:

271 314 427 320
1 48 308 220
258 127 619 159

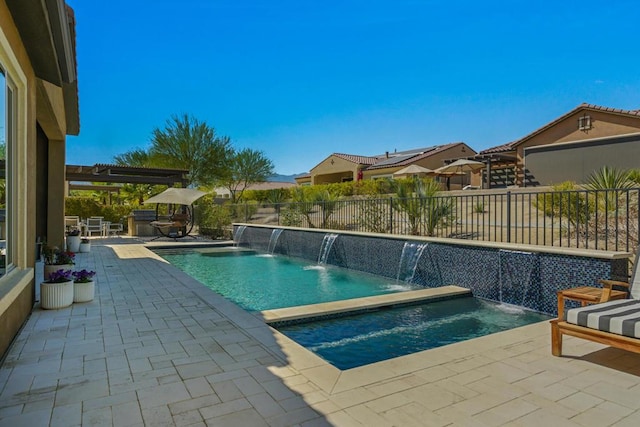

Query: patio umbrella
434 159 484 190
435 159 484 174
392 164 436 178
143 188 207 205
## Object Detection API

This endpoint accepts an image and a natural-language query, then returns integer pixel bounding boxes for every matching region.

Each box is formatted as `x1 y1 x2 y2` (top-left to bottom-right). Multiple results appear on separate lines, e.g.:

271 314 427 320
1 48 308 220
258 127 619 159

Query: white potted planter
72 270 96 303
43 264 73 281
66 234 81 252
40 269 74 309
79 239 91 253
73 280 95 302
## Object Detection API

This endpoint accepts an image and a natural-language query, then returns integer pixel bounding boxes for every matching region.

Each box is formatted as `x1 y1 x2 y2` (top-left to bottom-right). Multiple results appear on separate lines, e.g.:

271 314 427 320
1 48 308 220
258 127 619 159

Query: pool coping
260 285 472 325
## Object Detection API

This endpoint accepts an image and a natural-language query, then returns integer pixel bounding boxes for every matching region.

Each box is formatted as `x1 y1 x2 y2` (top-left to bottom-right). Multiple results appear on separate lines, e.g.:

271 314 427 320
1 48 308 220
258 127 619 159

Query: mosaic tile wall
235 226 629 316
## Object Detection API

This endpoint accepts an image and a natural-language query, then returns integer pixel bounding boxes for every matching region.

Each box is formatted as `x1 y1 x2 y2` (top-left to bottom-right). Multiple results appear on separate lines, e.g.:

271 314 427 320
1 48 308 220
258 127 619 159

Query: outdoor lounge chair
551 253 640 356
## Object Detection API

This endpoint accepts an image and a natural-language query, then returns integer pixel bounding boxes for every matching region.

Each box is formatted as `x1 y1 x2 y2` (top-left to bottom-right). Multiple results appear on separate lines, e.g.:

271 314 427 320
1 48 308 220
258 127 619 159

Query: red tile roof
332 153 379 165
479 141 517 155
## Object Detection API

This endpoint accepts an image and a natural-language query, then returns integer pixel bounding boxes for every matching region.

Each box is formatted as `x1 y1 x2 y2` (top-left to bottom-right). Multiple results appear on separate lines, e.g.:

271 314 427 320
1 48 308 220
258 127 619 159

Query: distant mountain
268 173 307 183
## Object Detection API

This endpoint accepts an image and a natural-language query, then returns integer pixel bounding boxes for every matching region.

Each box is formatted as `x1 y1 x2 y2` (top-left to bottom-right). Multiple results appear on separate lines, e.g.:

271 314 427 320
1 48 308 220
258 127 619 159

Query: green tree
218 148 274 203
113 148 152 167
150 114 233 186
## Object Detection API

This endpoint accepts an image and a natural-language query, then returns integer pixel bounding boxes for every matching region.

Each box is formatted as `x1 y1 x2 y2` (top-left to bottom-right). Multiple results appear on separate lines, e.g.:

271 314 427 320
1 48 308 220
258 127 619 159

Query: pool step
261 285 472 325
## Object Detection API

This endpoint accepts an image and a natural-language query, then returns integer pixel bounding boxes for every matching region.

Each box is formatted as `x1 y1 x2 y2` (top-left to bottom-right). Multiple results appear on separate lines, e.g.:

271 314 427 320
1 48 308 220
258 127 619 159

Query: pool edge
260 285 472 325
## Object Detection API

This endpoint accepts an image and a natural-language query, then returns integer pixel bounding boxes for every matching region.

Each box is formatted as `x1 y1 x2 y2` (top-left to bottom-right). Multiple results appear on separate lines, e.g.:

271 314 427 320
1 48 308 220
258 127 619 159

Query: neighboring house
214 181 298 199
294 173 312 186
0 0 80 357
477 103 640 187
304 142 476 186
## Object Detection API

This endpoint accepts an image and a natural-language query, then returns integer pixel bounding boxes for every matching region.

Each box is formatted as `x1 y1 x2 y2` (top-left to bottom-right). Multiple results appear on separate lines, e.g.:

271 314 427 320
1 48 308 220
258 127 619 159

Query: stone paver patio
1 238 639 426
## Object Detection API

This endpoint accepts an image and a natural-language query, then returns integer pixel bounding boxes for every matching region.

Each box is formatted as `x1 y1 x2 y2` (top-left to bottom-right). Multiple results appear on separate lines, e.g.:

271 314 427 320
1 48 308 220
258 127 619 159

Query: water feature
498 249 540 310
318 233 339 264
234 225 247 247
267 228 284 254
396 242 428 283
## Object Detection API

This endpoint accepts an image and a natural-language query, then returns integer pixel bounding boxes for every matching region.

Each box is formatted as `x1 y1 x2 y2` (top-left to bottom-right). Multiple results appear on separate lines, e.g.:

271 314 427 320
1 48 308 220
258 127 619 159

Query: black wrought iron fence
224 187 640 252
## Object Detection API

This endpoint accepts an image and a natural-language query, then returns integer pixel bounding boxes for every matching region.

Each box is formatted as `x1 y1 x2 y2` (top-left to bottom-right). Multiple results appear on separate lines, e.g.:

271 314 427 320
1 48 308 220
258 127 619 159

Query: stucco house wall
0 0 78 358
311 155 362 184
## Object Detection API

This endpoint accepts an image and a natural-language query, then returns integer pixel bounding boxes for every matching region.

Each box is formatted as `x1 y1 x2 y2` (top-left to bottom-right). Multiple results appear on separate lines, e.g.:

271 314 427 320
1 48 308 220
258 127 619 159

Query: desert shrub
195 197 233 239
65 197 133 224
357 197 390 233
533 181 592 227
354 178 394 196
392 178 454 236
280 207 304 227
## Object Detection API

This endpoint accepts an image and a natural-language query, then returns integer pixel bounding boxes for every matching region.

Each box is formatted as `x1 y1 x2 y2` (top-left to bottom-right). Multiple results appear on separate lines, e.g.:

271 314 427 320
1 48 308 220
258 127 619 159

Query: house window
0 57 18 277
0 68 12 276
578 115 592 131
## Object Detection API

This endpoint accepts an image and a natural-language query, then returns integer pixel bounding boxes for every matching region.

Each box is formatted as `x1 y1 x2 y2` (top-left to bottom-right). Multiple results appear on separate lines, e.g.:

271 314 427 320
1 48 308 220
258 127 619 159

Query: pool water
275 297 551 370
157 248 420 311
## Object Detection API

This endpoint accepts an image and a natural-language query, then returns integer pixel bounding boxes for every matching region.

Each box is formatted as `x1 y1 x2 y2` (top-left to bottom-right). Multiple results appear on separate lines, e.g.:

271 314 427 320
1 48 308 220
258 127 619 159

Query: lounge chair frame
552 255 640 356
551 319 640 356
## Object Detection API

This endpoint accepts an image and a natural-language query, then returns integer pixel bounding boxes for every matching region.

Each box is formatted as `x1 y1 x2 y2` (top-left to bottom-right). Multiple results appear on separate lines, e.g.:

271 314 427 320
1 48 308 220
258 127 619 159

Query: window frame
0 24 29 276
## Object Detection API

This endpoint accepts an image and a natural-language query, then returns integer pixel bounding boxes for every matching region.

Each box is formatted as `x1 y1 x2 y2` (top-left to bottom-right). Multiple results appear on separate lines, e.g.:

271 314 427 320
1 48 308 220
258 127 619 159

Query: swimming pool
157 247 421 311
275 297 551 369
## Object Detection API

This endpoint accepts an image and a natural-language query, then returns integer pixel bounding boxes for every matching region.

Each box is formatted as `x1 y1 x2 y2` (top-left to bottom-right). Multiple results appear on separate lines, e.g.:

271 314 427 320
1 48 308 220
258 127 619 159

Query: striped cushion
565 299 640 339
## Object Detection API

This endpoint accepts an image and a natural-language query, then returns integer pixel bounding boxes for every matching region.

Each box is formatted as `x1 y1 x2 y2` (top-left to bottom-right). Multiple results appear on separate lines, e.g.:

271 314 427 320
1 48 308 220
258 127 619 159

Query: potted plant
79 238 91 253
43 245 75 280
40 269 73 309
66 228 81 252
72 269 96 302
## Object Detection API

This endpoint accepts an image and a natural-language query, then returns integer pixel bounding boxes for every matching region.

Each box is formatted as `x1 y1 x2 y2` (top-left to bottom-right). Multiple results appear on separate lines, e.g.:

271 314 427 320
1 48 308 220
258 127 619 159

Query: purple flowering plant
72 269 96 283
43 245 75 265
45 269 73 283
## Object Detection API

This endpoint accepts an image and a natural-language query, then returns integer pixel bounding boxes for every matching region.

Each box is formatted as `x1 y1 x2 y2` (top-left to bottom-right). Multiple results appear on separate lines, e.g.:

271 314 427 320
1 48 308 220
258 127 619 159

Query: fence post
389 197 394 234
506 191 511 243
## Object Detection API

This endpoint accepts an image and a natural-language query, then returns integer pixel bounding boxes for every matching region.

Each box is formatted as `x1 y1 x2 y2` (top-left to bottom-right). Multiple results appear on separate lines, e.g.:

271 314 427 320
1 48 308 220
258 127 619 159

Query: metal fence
224 187 640 252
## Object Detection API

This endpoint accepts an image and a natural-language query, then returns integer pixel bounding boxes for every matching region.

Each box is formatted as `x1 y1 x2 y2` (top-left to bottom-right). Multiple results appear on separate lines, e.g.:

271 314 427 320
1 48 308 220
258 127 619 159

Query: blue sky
65 0 640 175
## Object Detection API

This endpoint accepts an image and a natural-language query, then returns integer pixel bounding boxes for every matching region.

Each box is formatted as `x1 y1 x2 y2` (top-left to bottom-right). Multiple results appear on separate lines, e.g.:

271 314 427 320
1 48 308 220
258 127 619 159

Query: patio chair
551 252 640 356
84 217 103 237
65 215 80 230
105 221 123 237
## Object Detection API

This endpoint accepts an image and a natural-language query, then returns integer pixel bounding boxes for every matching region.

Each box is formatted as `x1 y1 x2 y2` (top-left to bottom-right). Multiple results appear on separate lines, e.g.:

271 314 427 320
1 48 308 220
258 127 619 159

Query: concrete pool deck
1 238 639 426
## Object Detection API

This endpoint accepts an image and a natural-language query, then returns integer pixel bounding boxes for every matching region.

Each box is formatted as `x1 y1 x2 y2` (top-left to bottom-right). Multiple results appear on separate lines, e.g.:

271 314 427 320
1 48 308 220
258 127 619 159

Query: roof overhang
6 0 80 135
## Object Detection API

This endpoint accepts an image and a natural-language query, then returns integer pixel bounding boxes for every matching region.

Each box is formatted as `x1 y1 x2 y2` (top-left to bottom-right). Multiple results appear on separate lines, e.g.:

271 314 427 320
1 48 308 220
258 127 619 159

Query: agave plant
586 166 633 191
586 166 633 213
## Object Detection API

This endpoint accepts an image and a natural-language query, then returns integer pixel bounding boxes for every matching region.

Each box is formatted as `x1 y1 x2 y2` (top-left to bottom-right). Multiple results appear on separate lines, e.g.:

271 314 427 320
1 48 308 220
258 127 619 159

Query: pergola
444 153 518 189
66 164 189 187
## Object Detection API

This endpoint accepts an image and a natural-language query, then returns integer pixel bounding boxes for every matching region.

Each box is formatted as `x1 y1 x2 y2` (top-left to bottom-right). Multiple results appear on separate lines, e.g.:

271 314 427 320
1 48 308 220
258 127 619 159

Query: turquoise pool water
157 248 420 311
275 297 550 370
